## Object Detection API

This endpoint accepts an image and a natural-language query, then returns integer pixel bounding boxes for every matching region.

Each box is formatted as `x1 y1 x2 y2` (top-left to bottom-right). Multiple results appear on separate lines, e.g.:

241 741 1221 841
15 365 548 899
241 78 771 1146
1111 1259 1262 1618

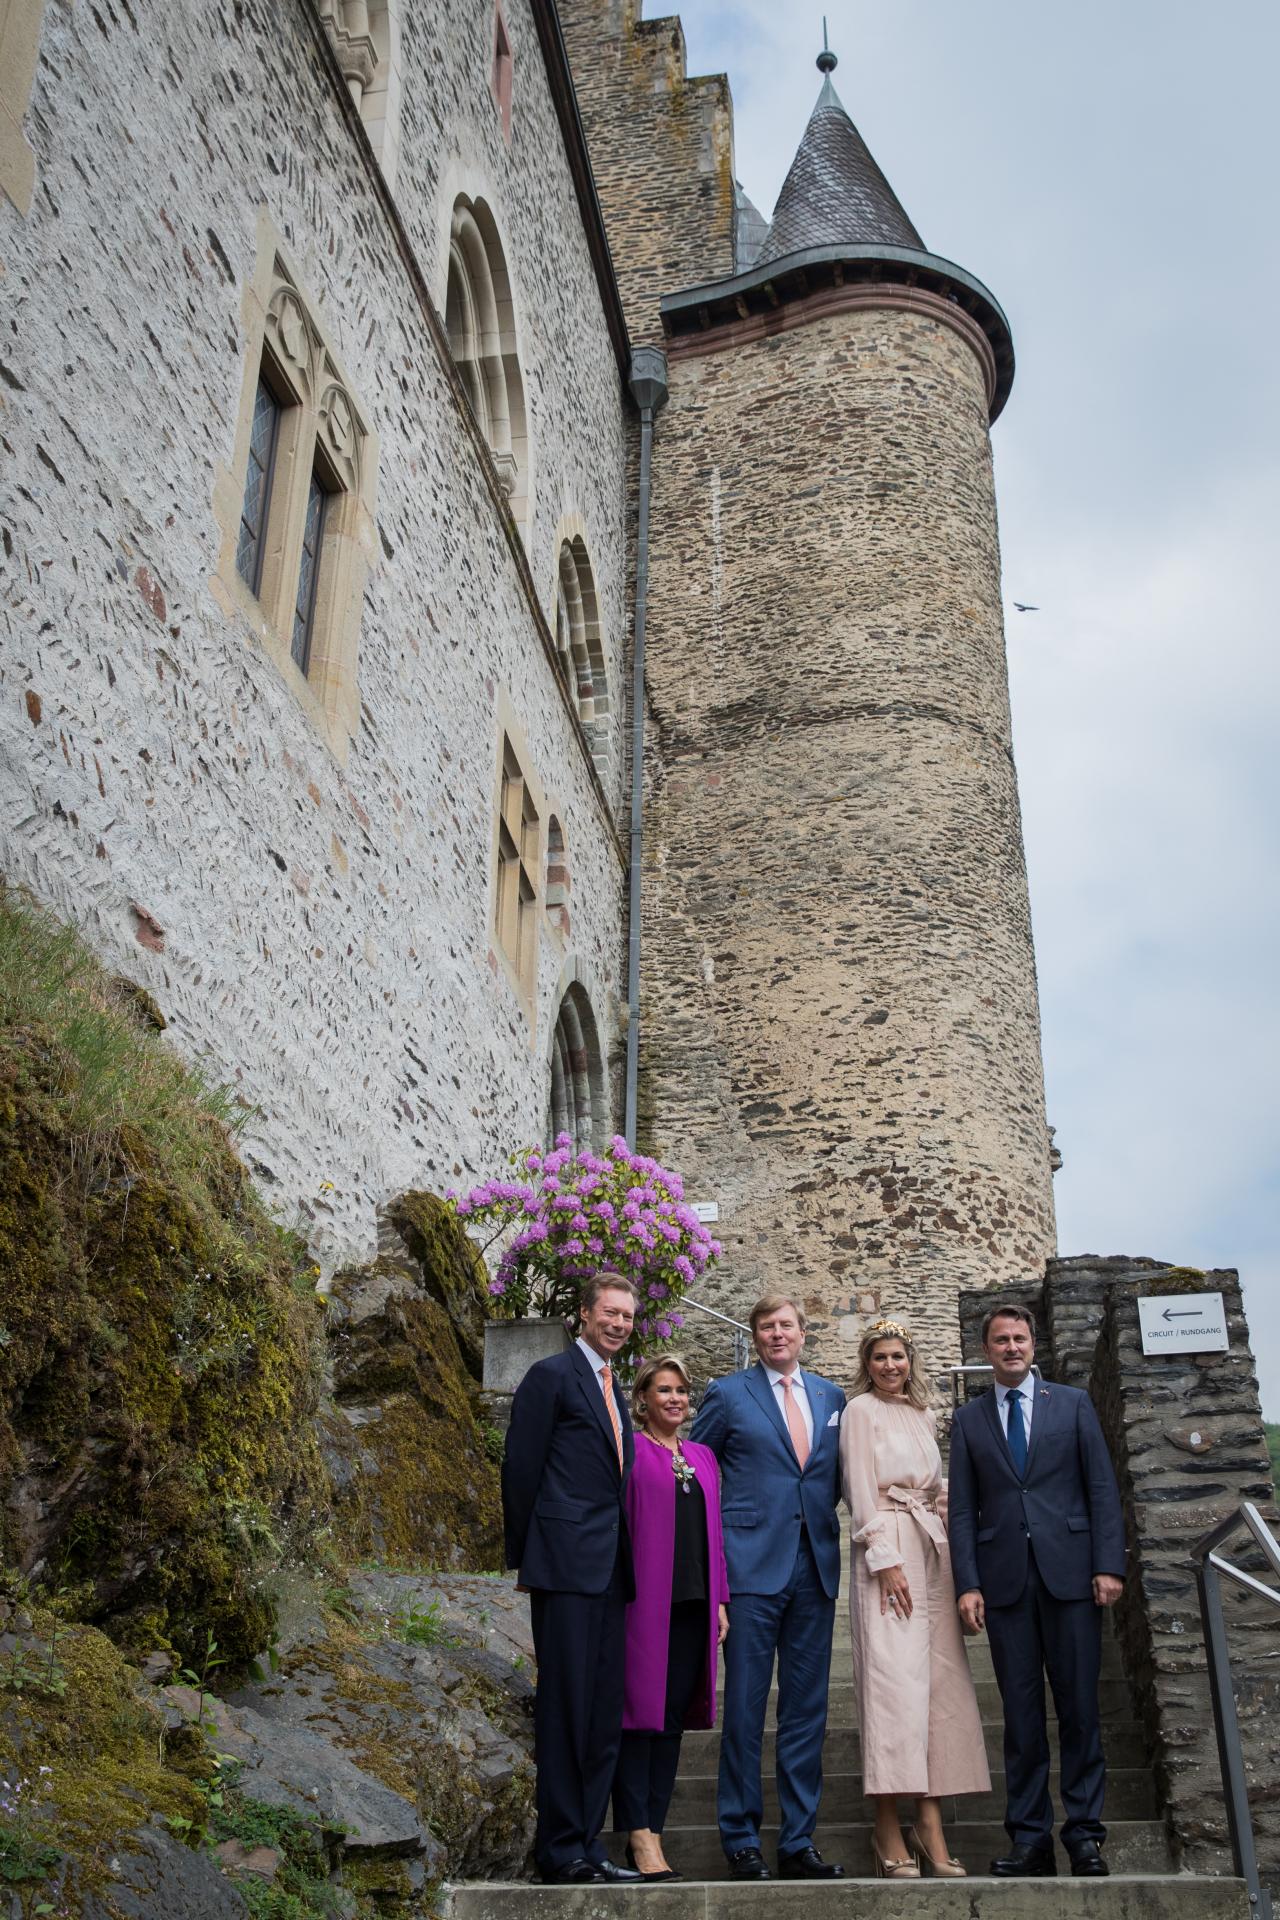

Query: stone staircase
446 1531 1251 1919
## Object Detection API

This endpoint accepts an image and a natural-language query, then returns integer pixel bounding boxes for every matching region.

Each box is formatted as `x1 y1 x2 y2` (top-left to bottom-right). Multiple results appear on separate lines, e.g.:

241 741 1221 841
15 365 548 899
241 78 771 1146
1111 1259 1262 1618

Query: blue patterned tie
1006 1388 1027 1473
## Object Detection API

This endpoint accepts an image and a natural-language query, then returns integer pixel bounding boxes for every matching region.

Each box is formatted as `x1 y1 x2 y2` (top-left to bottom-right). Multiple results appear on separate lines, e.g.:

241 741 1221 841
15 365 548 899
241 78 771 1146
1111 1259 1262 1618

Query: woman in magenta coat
613 1354 730 1881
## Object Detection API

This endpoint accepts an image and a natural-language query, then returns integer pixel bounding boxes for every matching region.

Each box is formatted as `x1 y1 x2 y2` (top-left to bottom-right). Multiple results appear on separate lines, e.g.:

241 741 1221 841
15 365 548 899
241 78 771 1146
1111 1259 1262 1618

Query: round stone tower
638 53 1057 1379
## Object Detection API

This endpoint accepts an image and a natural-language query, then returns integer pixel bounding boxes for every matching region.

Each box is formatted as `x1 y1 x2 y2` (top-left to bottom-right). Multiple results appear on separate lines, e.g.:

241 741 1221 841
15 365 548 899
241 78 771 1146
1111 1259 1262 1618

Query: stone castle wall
558 0 736 344
0 0 631 1265
639 303 1057 1383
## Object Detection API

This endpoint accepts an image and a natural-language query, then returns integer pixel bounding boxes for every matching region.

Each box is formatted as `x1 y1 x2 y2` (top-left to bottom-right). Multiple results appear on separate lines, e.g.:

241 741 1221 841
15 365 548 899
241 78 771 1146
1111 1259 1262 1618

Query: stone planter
481 1317 572 1432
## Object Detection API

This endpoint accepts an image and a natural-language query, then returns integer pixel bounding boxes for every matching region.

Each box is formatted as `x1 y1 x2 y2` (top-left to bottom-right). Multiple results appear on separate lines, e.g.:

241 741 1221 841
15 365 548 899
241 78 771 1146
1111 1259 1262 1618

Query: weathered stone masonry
0 0 631 1265
634 307 1056 1378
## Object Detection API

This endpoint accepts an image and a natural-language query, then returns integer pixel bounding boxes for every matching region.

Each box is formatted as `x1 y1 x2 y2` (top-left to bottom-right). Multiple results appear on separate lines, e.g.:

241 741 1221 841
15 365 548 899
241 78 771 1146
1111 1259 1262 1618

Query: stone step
758 1676 1134 1719
445 1878 1251 1920
680 1722 1151 1772
598 1821 1173 1881
665 1768 1159 1824
752 1651 1128 1697
822 1636 1128 1680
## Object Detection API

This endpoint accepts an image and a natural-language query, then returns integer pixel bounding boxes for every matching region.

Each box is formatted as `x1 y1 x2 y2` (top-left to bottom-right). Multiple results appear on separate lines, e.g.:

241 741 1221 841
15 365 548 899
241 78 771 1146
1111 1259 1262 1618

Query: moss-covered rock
0 889 329 1668
384 1192 488 1381
323 1260 502 1571
0 1599 205 1906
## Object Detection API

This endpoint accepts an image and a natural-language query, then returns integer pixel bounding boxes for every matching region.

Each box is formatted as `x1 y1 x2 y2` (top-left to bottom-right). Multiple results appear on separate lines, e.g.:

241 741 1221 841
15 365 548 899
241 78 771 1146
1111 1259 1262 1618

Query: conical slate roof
756 73 923 266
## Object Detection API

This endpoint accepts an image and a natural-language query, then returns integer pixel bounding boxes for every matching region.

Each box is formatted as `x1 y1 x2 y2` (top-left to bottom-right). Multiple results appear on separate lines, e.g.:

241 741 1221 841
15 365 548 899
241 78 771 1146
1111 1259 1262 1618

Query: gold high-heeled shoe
873 1841 920 1879
906 1829 967 1878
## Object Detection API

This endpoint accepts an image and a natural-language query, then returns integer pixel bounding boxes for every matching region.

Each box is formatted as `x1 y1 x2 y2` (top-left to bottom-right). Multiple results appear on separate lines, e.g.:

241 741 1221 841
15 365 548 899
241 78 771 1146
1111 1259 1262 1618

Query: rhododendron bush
447 1134 721 1354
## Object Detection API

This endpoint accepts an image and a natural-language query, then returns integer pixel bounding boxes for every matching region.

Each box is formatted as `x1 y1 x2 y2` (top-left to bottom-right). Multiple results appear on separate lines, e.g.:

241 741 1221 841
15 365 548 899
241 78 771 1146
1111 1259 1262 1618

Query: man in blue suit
948 1305 1126 1879
502 1273 642 1886
690 1293 846 1881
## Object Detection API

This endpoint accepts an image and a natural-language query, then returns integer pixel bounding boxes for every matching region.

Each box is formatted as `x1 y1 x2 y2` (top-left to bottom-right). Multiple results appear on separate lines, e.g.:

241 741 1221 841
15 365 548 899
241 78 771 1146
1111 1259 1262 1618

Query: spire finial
817 16 837 75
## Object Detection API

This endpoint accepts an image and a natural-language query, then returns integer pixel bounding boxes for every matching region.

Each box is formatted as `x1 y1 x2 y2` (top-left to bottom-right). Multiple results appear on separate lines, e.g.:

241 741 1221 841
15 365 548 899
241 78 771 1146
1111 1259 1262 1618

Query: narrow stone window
291 468 330 673
495 737 540 991
213 222 378 765
312 2 405 190
490 2 514 146
0 0 46 215
445 195 530 537
545 816 570 938
554 537 610 772
237 376 283 597
546 983 606 1150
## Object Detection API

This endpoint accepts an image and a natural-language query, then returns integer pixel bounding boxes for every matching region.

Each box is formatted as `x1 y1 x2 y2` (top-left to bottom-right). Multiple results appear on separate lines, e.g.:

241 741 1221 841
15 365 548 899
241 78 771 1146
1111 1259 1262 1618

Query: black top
671 1465 709 1606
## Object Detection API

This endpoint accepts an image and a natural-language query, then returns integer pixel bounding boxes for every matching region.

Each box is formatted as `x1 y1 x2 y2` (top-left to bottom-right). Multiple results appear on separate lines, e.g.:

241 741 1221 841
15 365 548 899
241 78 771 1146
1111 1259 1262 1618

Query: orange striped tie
601 1365 624 1470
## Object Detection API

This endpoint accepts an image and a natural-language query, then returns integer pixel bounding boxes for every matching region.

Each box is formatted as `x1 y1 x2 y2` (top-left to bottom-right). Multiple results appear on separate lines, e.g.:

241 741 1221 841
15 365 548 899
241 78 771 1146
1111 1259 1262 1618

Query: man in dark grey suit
502 1273 643 1886
948 1305 1126 1879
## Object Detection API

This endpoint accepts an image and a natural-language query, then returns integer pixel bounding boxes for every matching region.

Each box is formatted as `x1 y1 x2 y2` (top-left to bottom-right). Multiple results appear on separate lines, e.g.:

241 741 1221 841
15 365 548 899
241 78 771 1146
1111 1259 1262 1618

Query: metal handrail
681 1295 751 1370
1191 1501 1280 1919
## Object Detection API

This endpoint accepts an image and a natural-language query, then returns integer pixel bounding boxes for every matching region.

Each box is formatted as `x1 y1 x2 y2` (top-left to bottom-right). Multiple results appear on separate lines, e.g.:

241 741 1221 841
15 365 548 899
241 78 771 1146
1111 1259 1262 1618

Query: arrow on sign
1162 1308 1204 1322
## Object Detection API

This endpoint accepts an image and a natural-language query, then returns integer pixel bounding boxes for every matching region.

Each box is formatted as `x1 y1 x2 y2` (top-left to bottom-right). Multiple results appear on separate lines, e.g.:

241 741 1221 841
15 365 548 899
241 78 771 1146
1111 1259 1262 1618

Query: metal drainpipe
623 345 669 1148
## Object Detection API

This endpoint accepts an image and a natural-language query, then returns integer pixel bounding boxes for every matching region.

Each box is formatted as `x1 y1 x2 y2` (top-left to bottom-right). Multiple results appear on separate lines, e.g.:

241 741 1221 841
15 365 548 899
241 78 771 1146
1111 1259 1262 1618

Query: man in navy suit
690 1294 846 1881
948 1304 1126 1879
502 1273 643 1886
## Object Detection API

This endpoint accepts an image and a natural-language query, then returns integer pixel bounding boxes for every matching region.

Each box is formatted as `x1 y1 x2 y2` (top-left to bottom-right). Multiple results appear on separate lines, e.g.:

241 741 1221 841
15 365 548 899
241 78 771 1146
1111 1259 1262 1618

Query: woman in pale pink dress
839 1319 990 1877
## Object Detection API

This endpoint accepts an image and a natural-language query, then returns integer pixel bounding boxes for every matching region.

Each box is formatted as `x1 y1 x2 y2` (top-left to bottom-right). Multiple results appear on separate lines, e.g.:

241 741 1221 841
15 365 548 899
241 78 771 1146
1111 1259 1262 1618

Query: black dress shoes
543 1859 604 1884
779 1846 846 1879
728 1847 772 1880
595 1860 643 1882
990 1842 1057 1877
1067 1840 1109 1878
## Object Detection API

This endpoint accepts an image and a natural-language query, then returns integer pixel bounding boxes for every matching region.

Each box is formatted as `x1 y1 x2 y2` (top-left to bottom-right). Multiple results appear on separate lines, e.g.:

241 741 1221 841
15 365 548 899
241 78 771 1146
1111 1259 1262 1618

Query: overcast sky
669 1 1280 1413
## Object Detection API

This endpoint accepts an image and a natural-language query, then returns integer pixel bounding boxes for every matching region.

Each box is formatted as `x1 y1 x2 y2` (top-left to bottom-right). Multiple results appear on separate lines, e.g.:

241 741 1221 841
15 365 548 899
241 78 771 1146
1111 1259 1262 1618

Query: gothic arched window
547 983 607 1151
445 195 530 538
554 538 610 772
314 2 405 190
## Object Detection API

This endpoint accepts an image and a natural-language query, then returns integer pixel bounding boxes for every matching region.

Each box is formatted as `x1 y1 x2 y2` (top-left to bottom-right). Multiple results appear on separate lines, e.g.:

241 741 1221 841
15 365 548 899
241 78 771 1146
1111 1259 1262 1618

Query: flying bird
1013 602 1039 612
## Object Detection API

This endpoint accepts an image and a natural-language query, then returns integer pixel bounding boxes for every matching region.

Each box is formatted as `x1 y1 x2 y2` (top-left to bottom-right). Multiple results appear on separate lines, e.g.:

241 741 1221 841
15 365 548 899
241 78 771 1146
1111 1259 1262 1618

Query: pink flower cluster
447 1134 721 1354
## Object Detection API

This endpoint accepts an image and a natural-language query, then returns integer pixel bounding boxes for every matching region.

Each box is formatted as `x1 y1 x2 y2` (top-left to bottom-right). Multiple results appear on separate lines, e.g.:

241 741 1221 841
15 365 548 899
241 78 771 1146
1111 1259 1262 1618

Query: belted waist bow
881 1485 947 1553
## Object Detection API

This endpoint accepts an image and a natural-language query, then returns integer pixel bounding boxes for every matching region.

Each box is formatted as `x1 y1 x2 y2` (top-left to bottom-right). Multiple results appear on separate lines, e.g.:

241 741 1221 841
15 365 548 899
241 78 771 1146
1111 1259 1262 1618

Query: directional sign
1137 1292 1229 1355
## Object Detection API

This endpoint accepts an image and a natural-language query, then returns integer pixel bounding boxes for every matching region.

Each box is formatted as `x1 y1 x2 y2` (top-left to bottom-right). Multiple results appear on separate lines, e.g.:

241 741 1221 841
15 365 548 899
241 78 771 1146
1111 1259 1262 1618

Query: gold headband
864 1317 913 1349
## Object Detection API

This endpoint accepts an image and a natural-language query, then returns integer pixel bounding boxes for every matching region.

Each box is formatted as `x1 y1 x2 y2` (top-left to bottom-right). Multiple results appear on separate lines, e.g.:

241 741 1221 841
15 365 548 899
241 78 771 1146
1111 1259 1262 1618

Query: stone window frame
551 524 610 780
313 1 405 191
545 813 570 940
212 214 378 765
445 193 531 540
545 970 608 1151
0 0 44 215
490 717 544 1015
489 0 514 147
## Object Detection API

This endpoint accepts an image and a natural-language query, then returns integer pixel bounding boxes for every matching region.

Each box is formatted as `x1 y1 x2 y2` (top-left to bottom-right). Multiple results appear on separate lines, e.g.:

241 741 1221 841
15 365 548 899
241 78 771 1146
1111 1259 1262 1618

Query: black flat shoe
779 1845 845 1879
542 1859 604 1885
1067 1840 1109 1878
728 1847 772 1881
990 1842 1057 1878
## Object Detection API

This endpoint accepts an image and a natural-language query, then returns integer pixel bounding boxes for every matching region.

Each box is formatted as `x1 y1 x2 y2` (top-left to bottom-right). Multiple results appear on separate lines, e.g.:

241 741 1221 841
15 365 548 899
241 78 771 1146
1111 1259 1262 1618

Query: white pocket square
827 1410 840 1427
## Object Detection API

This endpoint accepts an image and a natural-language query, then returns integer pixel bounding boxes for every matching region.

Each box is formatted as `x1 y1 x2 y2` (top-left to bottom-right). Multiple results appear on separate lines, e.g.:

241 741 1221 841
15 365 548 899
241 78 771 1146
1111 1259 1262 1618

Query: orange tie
782 1375 810 1468
601 1365 624 1470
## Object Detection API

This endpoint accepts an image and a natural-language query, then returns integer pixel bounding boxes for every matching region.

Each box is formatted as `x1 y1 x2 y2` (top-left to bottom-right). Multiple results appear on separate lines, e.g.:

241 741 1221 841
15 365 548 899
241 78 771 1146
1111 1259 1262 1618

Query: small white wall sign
1137 1292 1229 1355
691 1201 720 1224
